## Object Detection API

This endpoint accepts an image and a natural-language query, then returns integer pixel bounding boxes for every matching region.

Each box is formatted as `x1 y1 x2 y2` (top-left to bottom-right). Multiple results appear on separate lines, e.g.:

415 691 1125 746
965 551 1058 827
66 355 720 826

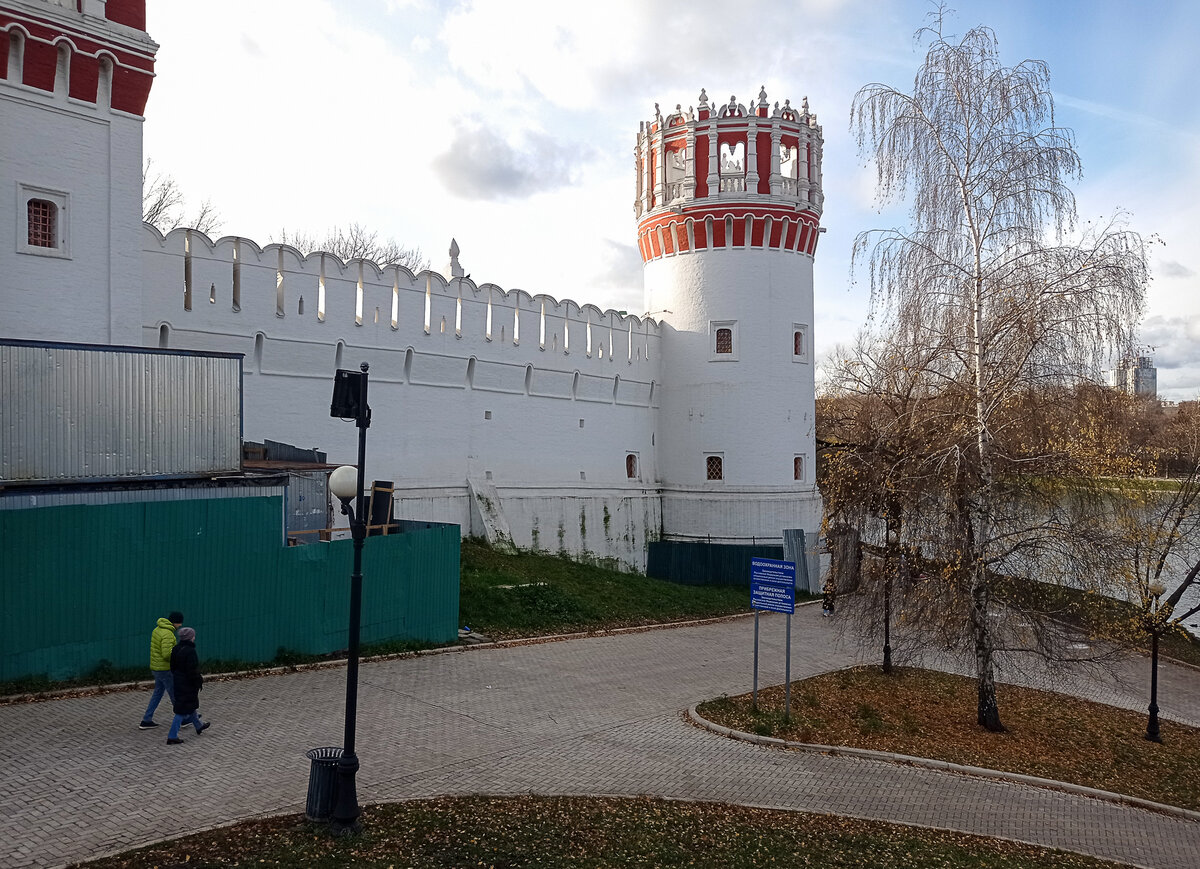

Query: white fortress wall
141 227 663 569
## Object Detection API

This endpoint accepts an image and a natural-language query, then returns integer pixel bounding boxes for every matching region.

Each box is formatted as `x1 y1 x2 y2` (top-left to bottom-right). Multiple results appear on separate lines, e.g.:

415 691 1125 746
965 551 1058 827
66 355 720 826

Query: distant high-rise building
1109 356 1157 398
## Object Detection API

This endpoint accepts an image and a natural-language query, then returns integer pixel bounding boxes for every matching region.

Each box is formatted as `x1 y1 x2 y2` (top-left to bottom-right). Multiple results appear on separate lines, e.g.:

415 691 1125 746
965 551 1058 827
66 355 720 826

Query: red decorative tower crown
634 87 824 263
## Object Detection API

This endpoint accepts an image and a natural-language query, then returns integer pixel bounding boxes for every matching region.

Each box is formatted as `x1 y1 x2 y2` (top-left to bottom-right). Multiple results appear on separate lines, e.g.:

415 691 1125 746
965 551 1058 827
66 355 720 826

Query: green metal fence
646 540 786 586
1 496 460 681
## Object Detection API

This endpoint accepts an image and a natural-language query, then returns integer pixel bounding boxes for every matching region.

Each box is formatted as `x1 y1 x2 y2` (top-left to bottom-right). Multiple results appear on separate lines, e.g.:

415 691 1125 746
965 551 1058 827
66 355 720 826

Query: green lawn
459 538 755 639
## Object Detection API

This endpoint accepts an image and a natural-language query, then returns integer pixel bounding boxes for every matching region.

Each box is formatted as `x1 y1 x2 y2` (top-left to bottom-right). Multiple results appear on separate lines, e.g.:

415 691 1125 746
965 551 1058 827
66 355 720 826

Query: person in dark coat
166 627 211 744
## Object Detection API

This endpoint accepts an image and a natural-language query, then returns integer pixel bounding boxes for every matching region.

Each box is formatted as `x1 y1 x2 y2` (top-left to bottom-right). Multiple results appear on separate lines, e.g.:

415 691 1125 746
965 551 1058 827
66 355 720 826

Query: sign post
750 557 797 722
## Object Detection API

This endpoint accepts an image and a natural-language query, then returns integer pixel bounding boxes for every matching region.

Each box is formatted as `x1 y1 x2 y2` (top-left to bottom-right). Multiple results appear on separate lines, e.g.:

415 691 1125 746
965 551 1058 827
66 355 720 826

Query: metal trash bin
304 746 343 822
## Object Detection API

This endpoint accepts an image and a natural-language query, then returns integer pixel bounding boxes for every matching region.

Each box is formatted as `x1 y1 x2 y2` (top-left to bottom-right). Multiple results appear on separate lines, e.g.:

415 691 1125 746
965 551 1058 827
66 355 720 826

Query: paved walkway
1 606 1198 869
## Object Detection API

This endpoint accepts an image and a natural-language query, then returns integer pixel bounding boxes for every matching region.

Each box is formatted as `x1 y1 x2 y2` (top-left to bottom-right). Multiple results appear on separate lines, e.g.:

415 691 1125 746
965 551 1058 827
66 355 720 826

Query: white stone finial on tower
444 238 465 280
698 89 709 111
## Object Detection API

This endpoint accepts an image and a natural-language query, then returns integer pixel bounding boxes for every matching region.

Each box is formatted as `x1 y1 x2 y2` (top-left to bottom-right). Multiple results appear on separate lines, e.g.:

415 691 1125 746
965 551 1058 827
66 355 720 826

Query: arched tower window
792 324 810 362
794 456 805 481
719 141 745 192
626 453 639 479
706 455 724 481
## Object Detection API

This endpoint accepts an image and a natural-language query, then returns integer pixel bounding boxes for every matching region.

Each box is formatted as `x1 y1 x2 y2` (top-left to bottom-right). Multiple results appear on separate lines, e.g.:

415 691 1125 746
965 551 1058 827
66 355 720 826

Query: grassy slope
459 538 754 639
996 575 1200 667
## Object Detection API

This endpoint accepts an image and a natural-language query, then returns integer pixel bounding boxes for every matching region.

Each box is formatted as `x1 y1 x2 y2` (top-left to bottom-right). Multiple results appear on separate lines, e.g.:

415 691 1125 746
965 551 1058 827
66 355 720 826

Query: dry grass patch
74 796 1129 868
697 666 1200 811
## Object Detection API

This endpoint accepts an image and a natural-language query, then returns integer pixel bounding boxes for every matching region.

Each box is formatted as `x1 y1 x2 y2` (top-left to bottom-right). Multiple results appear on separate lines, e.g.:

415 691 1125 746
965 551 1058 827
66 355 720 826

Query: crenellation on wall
144 226 661 376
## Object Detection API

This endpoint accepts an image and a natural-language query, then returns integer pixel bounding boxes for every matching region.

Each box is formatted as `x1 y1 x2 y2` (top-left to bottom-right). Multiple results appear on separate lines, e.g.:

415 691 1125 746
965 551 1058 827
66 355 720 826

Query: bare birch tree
848 13 1149 730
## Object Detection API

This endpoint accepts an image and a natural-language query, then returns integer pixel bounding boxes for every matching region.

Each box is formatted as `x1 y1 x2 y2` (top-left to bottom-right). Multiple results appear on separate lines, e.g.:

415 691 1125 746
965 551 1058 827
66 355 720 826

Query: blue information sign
750 558 796 614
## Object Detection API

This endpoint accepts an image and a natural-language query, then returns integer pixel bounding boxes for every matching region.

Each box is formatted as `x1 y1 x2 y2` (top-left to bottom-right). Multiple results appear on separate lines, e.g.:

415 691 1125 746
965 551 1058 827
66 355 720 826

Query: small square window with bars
706 455 723 480
27 199 57 248
715 328 733 354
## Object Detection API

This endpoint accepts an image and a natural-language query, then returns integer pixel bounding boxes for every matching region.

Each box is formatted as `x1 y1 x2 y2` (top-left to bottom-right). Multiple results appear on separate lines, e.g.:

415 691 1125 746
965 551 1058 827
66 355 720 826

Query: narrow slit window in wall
423 278 431 334
232 240 241 312
391 273 399 329
355 266 364 326
539 302 546 349
794 455 804 481
317 255 326 322
486 294 493 340
275 251 285 317
455 296 462 337
626 453 638 479
183 231 192 310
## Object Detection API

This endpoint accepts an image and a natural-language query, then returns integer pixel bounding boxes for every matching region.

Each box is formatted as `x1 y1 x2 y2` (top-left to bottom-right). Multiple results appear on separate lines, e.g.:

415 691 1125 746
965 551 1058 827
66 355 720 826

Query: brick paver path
1 606 1197 868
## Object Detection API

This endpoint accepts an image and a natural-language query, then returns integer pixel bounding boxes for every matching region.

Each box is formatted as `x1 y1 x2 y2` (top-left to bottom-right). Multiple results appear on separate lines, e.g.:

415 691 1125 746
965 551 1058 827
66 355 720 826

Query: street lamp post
1145 581 1165 744
328 363 371 834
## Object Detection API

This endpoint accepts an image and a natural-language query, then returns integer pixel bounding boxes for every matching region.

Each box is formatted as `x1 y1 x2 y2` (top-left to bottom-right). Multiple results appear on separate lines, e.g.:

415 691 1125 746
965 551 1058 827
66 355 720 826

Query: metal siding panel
1 342 241 484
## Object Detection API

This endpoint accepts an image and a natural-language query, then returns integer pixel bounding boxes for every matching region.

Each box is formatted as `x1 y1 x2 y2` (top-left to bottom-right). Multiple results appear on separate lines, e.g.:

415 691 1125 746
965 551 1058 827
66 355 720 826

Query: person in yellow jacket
139 611 183 729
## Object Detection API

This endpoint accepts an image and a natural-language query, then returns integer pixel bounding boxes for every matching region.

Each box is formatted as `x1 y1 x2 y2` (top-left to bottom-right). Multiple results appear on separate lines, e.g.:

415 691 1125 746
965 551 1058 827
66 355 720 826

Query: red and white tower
1 0 157 345
638 87 824 544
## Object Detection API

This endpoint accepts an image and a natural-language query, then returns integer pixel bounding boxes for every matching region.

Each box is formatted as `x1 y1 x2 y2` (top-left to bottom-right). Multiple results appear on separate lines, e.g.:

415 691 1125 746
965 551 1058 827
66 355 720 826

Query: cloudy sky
143 0 1200 398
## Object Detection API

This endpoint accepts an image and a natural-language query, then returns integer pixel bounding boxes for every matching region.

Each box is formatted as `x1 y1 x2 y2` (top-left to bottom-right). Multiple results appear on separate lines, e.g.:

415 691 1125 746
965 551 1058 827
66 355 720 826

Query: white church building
1 0 825 572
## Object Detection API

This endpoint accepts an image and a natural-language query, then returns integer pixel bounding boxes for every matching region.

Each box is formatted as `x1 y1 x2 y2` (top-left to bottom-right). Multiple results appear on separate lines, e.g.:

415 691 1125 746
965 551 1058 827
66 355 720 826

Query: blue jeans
142 671 175 723
167 711 204 740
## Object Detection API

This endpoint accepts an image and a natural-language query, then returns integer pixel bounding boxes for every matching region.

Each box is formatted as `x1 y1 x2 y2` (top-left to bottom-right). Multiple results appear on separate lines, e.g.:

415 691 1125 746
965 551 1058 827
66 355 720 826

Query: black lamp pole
331 362 370 834
1145 583 1163 744
1146 627 1161 743
883 555 896 675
